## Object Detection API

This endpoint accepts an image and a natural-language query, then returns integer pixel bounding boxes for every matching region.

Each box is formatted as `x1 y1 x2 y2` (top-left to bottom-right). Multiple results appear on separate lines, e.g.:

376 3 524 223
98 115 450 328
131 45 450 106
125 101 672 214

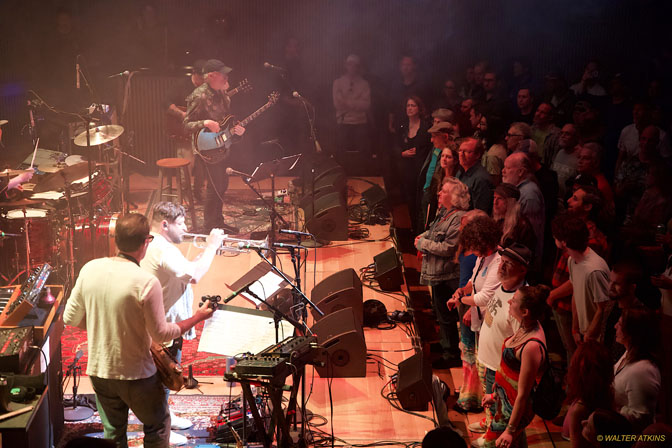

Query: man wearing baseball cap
184 59 245 232
466 242 530 437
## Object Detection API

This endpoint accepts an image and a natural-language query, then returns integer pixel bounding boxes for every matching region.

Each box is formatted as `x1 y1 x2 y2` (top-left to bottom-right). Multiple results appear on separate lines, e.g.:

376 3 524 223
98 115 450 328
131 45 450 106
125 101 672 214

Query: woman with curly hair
452 209 489 413
416 177 470 368
481 285 549 448
563 340 614 447
447 216 503 413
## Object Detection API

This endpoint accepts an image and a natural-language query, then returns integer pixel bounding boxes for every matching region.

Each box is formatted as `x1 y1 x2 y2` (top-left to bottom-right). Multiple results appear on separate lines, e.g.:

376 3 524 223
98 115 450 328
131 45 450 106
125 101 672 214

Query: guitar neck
226 87 240 98
238 102 274 127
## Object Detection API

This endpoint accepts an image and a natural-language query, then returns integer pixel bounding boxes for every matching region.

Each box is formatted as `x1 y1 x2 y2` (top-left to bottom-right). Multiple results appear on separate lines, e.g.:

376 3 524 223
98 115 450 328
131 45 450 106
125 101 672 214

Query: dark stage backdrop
0 0 669 171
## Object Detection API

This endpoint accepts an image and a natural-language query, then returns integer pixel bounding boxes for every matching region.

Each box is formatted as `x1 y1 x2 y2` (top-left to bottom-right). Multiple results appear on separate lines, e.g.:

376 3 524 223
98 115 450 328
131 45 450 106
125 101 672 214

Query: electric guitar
195 91 279 164
166 79 252 141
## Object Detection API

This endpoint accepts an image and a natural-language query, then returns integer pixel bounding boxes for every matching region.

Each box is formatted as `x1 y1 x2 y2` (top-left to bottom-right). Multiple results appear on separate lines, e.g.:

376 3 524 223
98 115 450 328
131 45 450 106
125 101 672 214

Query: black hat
573 173 597 188
494 183 520 200
203 59 232 75
192 59 207 75
498 243 532 267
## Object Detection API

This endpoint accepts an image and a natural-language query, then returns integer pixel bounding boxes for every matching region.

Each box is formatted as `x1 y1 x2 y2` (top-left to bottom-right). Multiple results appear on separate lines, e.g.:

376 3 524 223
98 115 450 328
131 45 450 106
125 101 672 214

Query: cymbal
65 155 85 166
33 162 90 193
0 168 32 176
0 198 45 208
73 125 124 147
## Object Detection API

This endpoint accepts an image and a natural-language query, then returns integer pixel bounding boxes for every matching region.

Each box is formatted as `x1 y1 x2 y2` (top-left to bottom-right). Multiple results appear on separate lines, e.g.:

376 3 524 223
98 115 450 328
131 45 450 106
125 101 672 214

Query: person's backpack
526 338 565 421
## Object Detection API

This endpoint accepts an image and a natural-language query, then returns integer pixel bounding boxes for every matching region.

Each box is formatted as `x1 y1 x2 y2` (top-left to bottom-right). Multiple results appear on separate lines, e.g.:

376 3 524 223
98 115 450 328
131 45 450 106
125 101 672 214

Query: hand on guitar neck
204 120 245 137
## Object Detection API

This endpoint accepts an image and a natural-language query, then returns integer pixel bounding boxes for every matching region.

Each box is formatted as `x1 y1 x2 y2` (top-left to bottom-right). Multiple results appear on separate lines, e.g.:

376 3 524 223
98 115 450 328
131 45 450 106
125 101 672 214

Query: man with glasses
434 79 462 111
504 122 531 155
479 71 510 122
64 213 215 448
456 137 493 213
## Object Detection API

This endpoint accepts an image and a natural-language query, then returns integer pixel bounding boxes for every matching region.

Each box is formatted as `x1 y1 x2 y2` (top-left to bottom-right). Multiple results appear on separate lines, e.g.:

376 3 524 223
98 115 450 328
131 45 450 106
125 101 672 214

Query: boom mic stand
63 353 93 421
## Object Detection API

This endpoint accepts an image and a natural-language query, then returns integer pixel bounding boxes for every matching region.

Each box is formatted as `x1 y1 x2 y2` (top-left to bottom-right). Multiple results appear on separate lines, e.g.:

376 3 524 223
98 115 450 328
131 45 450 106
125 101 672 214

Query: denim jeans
91 373 170 448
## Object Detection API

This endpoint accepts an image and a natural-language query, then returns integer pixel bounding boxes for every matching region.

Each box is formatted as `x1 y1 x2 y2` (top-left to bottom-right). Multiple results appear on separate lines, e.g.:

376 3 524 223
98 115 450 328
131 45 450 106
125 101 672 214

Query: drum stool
156 158 197 227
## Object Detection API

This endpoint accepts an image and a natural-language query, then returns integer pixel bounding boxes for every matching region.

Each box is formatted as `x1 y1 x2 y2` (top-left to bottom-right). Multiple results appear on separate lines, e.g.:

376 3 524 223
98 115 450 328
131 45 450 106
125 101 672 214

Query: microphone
225 167 254 180
279 229 312 237
260 139 280 145
0 231 21 237
108 70 131 78
237 242 305 251
221 280 257 304
76 62 80 89
292 91 306 100
263 62 286 72
238 242 268 251
273 242 305 250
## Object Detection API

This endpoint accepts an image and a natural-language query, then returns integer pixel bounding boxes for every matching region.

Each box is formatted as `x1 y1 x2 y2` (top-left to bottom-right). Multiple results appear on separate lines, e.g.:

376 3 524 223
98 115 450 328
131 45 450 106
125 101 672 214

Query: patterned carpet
62 322 230 377
57 394 235 447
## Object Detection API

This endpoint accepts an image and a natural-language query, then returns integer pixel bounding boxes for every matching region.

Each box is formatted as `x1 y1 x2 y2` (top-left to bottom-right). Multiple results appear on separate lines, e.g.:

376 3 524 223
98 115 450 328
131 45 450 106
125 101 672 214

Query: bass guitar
166 79 252 141
195 91 279 164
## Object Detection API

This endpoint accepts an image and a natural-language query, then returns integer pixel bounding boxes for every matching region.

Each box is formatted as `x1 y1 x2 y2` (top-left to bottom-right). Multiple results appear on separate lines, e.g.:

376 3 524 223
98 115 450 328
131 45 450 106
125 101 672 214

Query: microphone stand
248 247 323 320
246 248 319 446
240 172 290 267
63 357 93 421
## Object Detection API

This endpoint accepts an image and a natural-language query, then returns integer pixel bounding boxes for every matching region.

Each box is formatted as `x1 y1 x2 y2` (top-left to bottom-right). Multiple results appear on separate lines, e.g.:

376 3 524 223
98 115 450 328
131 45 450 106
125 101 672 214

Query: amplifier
0 326 33 373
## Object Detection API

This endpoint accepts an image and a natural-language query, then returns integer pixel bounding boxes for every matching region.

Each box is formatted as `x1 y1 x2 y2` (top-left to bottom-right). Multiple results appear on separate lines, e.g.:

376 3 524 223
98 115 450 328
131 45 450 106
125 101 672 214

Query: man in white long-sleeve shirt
63 213 213 448
140 202 224 440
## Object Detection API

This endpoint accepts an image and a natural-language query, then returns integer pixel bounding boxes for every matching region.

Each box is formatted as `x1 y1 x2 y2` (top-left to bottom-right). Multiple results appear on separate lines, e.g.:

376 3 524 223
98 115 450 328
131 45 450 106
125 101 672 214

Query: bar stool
156 157 197 228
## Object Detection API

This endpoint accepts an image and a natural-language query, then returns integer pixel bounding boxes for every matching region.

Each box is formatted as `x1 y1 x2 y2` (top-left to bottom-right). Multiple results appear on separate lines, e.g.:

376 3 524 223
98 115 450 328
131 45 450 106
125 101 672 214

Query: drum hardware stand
63 183 76 288
21 207 31 278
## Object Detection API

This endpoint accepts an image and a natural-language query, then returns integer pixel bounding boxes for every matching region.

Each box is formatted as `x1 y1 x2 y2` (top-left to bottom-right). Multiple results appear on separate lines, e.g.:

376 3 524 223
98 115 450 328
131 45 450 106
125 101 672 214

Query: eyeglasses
506 133 524 138
145 235 155 242
458 149 475 154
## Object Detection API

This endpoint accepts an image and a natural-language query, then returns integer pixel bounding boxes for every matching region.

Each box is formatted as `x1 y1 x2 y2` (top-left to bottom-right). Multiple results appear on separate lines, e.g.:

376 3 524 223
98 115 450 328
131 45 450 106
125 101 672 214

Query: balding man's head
502 152 530 185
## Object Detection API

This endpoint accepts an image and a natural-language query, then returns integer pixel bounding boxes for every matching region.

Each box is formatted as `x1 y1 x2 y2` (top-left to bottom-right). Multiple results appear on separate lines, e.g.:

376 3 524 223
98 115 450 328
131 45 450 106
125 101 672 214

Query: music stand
242 154 301 265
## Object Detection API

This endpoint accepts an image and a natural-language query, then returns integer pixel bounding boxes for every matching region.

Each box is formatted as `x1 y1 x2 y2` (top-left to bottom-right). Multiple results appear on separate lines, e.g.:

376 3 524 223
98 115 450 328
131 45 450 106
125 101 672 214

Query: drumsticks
29 138 40 169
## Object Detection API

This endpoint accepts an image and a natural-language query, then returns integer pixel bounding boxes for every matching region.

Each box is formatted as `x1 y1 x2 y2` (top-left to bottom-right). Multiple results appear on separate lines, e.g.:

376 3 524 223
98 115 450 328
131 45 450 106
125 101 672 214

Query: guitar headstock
238 78 252 93
268 91 280 104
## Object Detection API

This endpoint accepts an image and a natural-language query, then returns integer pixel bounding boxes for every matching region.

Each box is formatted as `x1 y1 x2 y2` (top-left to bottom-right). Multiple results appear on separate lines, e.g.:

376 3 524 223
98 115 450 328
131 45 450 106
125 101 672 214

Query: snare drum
1 208 54 271
70 171 113 213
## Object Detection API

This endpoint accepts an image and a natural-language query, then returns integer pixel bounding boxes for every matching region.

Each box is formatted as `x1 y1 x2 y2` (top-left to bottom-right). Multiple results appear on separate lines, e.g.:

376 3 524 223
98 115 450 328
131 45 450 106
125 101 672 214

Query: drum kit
1 124 126 285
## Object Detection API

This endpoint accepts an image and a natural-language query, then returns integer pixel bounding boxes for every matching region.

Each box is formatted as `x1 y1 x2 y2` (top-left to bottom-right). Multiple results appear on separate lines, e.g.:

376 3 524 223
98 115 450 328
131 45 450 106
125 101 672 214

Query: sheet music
240 270 285 306
198 306 294 356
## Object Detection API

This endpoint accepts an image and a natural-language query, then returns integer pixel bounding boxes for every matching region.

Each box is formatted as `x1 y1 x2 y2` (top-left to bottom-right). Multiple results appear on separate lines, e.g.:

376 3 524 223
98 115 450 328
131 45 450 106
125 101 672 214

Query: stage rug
62 322 229 377
57 393 233 447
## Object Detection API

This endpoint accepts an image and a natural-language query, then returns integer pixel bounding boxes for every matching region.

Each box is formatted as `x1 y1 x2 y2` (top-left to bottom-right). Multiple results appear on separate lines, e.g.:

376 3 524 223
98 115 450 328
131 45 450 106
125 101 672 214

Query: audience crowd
334 55 672 447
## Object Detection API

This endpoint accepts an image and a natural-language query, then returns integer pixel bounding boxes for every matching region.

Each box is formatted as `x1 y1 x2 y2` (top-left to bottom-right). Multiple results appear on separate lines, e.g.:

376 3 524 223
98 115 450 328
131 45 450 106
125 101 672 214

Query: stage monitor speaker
310 307 366 378
396 352 432 411
361 184 387 209
374 248 403 291
310 268 363 324
302 192 348 241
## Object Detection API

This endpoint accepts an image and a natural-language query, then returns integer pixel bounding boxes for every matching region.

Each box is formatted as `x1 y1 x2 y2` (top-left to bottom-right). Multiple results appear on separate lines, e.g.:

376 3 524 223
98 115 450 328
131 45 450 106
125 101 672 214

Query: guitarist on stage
165 59 206 201
184 58 245 232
